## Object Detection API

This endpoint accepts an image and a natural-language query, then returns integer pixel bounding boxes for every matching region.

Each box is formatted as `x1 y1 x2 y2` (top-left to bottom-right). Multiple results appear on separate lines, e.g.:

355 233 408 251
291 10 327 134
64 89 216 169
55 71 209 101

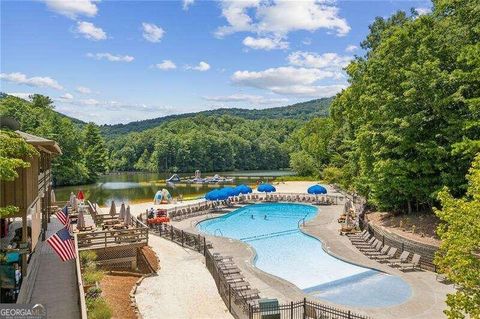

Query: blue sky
1 0 431 124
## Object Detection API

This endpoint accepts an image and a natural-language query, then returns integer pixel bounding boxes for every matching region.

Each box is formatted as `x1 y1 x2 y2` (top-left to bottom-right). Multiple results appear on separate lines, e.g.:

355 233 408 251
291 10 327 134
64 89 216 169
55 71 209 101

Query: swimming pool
197 203 412 307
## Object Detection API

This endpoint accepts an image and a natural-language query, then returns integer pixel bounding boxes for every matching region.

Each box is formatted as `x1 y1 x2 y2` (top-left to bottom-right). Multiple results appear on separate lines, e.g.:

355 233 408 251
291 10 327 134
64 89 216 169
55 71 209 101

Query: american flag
46 228 76 262
55 206 68 225
55 206 73 233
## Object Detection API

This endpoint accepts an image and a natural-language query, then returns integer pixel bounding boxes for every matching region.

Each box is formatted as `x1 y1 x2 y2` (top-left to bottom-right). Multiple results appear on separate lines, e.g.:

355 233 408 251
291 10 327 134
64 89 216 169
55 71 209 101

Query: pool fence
148 222 372 319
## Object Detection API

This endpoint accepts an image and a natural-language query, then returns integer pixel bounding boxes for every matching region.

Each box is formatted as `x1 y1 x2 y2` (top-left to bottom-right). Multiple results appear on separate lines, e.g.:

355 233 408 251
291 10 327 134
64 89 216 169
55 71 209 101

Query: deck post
290 301 294 319
348 310 351 319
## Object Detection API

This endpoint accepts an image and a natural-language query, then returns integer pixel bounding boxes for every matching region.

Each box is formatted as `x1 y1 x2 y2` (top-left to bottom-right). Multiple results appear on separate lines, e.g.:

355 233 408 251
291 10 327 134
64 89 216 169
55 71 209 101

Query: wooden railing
77 227 149 250
74 234 88 319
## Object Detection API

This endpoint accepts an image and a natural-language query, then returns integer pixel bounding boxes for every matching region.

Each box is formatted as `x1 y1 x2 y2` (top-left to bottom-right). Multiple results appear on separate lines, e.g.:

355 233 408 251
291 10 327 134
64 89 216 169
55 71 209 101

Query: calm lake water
55 170 295 206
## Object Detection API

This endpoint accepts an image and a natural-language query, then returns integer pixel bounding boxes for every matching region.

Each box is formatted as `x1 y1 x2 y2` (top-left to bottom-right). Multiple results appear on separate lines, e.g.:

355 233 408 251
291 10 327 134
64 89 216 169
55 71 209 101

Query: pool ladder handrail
214 228 224 236
298 217 306 228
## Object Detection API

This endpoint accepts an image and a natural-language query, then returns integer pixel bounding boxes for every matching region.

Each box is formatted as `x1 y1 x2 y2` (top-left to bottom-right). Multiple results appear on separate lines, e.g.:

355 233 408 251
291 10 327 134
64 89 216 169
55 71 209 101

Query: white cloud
231 66 345 97
76 86 92 94
216 0 350 38
43 0 98 19
155 60 177 70
203 93 288 105
415 7 431 15
6 92 33 100
302 38 312 46
243 36 288 50
86 52 134 62
60 93 74 100
186 61 211 71
0 72 63 90
55 97 173 124
142 23 165 43
75 21 107 41
287 51 352 70
345 45 358 52
183 0 194 10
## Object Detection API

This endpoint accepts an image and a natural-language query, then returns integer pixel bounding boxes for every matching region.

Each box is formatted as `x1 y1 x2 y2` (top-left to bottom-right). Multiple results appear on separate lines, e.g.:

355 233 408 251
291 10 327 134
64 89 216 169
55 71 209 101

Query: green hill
100 98 332 138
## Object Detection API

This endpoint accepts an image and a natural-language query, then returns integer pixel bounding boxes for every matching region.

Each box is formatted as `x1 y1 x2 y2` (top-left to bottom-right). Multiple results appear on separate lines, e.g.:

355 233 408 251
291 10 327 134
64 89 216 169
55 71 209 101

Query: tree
83 123 108 183
434 153 480 319
0 130 38 217
326 0 480 212
289 151 316 177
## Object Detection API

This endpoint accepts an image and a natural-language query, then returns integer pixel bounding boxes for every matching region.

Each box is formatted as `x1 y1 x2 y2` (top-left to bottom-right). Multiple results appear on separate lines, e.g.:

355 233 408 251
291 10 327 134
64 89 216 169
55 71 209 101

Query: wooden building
0 130 61 275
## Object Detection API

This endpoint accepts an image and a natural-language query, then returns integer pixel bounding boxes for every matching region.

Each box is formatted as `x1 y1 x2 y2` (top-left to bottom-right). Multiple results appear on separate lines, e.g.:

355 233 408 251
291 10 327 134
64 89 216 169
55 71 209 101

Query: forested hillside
100 98 331 138
107 115 302 173
0 94 108 186
292 1 479 213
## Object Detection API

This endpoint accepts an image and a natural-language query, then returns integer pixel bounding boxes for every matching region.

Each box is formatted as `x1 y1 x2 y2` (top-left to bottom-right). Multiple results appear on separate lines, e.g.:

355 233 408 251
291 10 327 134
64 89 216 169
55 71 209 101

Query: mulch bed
367 211 441 247
99 246 159 319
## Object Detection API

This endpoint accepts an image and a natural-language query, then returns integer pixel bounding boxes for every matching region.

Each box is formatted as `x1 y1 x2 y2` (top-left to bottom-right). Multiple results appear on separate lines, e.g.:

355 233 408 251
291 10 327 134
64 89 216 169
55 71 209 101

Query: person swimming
264 215 267 220
251 214 254 219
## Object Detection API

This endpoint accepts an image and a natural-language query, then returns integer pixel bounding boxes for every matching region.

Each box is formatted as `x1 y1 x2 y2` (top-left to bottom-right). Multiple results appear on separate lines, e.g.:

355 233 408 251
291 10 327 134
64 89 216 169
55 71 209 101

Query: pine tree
83 123 108 183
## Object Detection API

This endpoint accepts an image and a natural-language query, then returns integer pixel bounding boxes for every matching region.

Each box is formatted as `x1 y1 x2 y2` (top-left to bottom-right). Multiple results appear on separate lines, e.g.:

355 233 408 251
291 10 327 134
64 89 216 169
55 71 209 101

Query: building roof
15 130 62 155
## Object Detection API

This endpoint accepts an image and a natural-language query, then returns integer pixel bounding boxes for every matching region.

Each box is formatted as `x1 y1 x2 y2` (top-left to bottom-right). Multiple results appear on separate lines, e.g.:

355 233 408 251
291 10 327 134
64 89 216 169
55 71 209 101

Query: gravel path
135 235 233 319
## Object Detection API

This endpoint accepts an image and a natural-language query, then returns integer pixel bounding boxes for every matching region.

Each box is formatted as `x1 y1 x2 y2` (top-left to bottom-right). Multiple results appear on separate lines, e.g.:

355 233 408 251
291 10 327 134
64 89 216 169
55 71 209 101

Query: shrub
80 250 97 266
87 297 112 319
83 269 104 285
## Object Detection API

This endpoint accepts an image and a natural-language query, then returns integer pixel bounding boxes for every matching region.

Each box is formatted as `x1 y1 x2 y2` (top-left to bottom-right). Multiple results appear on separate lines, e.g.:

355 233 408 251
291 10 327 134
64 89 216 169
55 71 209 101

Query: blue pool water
197 203 412 307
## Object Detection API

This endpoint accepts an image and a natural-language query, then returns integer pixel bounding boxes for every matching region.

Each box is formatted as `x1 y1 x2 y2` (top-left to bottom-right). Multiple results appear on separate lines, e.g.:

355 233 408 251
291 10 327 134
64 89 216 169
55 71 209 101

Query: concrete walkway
135 235 232 319
19 217 80 319
170 187 454 319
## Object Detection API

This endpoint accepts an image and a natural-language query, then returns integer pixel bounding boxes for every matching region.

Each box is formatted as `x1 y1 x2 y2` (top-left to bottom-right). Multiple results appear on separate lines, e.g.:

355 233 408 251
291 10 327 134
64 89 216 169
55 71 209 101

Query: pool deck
170 186 454 319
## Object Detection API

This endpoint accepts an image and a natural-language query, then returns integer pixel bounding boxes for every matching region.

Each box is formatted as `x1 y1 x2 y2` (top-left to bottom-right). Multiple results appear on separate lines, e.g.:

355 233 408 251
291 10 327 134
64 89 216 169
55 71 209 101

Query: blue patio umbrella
222 187 238 197
257 184 276 193
235 184 252 194
307 185 327 194
205 189 220 201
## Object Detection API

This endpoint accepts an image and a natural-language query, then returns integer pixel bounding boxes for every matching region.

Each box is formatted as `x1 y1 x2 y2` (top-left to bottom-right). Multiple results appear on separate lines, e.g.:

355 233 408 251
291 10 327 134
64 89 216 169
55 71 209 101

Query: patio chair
359 239 382 252
366 244 390 257
374 247 398 261
388 251 411 267
349 233 371 243
400 253 421 271
353 236 376 247
347 229 368 239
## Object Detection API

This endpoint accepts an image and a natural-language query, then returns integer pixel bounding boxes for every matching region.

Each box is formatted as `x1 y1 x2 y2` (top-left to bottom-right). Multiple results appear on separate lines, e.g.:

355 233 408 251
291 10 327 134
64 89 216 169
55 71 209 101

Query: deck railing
76 227 149 250
74 234 88 319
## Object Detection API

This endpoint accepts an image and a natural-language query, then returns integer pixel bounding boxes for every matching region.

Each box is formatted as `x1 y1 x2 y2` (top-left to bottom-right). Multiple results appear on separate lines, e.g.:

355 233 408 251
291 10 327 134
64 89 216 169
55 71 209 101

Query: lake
54 170 295 206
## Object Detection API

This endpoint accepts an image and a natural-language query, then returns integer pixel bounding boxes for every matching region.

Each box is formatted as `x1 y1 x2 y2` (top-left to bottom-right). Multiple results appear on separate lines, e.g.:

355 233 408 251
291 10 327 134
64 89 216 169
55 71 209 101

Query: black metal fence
154 223 208 253
249 298 371 319
148 222 374 319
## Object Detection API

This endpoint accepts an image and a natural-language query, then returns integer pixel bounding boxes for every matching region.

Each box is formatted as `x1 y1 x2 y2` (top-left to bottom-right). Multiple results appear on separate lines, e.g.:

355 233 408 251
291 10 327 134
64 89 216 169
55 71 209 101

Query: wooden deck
17 217 81 319
76 227 149 251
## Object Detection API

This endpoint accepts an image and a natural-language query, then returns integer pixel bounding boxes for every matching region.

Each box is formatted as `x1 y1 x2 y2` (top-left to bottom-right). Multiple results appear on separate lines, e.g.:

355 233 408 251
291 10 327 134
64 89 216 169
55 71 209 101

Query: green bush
79 250 97 266
83 269 104 285
86 297 112 319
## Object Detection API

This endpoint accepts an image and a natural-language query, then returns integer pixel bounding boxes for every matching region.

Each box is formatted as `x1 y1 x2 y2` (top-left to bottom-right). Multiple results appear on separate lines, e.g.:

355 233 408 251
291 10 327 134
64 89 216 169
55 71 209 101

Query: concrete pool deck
165 185 454 319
